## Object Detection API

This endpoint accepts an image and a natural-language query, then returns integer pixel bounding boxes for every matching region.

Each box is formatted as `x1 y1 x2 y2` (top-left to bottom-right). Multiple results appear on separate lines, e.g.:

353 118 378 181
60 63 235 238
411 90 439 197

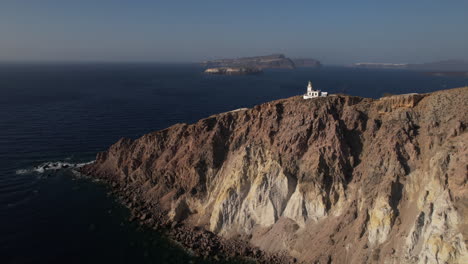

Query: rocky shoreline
79 169 297 264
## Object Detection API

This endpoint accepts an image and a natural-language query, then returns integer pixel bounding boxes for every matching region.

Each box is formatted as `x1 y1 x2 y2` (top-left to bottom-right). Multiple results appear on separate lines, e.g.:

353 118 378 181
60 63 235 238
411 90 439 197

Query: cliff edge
82 87 468 263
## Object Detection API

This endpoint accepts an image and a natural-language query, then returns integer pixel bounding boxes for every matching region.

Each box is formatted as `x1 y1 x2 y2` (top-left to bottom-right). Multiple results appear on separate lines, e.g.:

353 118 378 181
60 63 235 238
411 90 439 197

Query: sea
1 63 467 263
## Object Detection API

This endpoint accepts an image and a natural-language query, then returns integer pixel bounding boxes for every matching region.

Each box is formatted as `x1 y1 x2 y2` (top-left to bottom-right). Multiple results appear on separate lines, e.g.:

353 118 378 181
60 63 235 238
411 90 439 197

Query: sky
1 0 467 64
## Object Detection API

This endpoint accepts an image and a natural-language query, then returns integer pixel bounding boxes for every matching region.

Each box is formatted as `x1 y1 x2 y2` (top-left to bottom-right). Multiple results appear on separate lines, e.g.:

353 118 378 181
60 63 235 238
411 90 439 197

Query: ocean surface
1 64 467 263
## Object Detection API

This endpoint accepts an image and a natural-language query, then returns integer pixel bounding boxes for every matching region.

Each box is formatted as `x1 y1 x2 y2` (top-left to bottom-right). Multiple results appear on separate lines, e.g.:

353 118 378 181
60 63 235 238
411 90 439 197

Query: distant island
204 67 262 75
423 71 468 77
407 60 468 71
201 54 322 70
351 60 468 71
351 62 408 69
292 58 322 68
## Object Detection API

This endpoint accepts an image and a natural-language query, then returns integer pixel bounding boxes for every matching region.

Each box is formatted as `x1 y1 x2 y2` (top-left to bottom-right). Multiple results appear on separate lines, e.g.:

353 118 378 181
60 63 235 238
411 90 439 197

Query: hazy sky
1 0 467 64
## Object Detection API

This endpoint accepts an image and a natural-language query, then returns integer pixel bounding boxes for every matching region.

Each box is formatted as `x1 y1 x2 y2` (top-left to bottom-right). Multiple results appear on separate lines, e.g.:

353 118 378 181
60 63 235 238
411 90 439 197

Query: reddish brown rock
81 87 468 263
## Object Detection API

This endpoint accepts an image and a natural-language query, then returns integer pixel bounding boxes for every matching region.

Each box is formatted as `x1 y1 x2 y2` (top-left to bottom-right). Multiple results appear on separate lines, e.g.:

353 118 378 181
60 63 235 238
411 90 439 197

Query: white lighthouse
303 81 328 99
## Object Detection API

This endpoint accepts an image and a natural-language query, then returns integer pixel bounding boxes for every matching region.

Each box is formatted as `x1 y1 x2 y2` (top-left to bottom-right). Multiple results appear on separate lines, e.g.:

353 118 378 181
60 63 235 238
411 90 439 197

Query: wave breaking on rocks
16 160 94 175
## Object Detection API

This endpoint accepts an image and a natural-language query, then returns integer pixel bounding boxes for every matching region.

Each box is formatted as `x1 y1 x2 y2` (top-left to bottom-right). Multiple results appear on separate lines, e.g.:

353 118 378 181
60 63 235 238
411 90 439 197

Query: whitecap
15 169 33 175
15 160 95 175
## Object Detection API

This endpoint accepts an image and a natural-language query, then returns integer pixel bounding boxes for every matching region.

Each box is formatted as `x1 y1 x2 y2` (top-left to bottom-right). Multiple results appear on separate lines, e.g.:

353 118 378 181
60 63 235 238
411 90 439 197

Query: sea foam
16 160 95 175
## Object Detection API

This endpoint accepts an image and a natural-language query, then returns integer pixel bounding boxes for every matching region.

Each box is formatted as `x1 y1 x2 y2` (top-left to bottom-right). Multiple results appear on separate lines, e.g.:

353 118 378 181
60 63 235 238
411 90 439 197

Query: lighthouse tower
303 81 328 99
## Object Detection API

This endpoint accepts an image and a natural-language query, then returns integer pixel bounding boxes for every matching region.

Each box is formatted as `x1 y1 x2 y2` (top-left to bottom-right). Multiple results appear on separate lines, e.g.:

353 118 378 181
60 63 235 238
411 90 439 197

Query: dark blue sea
1 64 467 263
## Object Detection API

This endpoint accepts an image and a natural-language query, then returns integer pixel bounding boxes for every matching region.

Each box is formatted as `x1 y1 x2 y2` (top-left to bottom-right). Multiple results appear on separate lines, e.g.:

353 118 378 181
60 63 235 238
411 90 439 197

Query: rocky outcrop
376 93 425 113
82 87 468 263
201 54 296 69
204 67 262 75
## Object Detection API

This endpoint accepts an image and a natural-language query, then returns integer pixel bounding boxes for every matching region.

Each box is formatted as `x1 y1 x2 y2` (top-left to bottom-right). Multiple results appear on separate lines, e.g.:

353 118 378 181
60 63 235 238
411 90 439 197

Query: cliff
201 54 296 69
82 87 468 263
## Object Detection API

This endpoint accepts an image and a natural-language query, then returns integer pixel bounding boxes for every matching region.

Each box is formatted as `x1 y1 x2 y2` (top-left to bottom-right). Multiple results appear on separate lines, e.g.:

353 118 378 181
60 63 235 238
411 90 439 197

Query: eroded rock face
82 87 468 263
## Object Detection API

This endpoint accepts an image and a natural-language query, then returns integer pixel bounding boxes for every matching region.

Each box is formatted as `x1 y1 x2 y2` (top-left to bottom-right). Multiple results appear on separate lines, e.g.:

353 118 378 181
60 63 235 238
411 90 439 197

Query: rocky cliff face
82 87 468 263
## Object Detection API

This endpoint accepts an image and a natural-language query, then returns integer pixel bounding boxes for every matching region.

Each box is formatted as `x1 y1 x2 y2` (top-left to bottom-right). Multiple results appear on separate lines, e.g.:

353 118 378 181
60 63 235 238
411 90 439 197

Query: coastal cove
1 64 467 263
